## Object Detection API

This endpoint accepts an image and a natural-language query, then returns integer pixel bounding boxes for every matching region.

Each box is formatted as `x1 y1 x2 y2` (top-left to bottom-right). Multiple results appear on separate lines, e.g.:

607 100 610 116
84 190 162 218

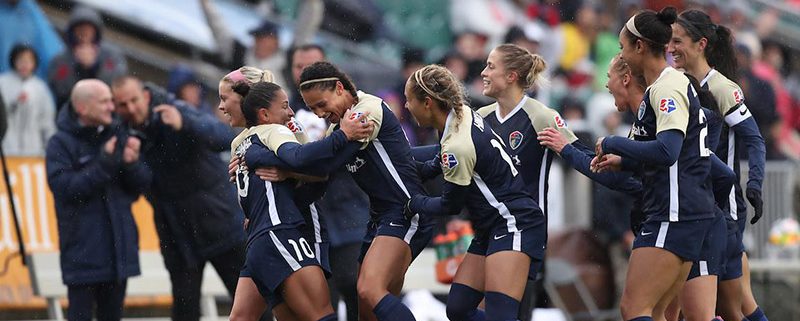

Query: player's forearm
733 118 765 191
561 143 642 194
602 130 683 166
408 182 468 217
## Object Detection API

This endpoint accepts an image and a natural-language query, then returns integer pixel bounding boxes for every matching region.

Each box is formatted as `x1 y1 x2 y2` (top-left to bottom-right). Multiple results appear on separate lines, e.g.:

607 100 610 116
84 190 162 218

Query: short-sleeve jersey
632 67 714 222
326 91 424 215
231 124 306 244
477 96 578 215
701 69 750 221
441 104 544 234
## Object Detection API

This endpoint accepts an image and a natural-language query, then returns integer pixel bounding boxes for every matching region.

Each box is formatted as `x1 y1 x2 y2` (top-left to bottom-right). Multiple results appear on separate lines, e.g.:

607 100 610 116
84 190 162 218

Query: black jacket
46 105 151 285
138 84 244 268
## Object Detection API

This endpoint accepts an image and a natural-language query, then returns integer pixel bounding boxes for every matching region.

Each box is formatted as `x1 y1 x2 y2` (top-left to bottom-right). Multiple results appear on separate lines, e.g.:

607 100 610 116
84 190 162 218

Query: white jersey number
698 109 711 157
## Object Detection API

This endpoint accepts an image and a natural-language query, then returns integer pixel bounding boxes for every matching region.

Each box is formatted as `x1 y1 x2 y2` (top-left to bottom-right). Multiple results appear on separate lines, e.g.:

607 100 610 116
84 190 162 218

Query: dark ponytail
242 82 282 128
624 7 677 56
677 9 739 82
684 73 720 115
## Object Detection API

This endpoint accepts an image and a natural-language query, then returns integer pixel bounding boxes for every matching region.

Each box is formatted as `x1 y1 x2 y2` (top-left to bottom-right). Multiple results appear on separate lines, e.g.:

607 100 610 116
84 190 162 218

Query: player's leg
650 262 689 321
357 235 414 321
484 251 531 321
446 253 487 321
740 253 768 321
281 266 336 321
678 275 718 321
717 278 744 321
620 247 692 320
230 278 269 321
663 296 680 321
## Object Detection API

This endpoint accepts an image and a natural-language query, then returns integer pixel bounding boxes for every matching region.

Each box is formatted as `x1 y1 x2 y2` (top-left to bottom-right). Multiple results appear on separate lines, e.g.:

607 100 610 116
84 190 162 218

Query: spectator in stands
736 44 783 160
0 0 64 78
111 76 246 321
48 5 127 109
0 44 56 156
166 64 212 113
45 79 151 321
0 92 6 141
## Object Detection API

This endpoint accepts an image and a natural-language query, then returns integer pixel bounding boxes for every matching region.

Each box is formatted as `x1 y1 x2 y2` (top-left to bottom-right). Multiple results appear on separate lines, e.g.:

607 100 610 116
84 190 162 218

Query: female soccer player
590 8 717 321
245 61 435 321
670 10 768 321
404 64 544 321
218 68 367 321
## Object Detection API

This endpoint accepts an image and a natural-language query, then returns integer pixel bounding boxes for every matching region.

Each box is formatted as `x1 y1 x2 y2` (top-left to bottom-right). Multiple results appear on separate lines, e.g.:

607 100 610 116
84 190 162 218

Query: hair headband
226 69 247 84
413 69 445 102
299 77 339 88
625 15 656 44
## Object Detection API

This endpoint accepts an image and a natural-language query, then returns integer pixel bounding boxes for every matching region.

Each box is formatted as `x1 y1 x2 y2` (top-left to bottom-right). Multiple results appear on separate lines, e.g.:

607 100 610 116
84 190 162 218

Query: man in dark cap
244 20 287 87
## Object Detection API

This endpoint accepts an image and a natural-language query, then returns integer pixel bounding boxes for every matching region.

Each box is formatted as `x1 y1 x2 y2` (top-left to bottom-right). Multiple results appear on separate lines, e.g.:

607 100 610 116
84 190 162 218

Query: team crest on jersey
286 118 304 133
659 98 677 114
637 101 646 120
733 89 744 104
440 152 459 170
509 131 524 150
554 115 567 128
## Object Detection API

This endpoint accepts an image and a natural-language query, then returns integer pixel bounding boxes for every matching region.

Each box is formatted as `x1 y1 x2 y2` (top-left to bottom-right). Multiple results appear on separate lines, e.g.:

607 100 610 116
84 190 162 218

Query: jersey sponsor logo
659 98 677 114
509 131 524 150
631 124 648 137
733 89 744 104
440 152 459 170
638 101 646 120
554 115 567 128
286 119 304 133
345 156 366 173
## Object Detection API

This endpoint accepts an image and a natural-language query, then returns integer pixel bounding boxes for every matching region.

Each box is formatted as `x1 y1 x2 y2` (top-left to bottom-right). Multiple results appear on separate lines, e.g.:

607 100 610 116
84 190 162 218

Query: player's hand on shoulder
340 108 374 141
537 128 568 153
153 104 183 131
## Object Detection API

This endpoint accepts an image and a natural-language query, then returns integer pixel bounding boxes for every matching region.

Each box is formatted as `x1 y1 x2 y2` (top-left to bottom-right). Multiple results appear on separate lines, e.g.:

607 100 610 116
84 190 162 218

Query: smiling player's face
403 78 432 127
301 83 348 124
218 81 245 127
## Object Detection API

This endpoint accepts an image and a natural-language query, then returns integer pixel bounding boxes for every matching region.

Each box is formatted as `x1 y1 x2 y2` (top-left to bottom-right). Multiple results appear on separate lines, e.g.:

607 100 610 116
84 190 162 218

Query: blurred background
1 0 799 320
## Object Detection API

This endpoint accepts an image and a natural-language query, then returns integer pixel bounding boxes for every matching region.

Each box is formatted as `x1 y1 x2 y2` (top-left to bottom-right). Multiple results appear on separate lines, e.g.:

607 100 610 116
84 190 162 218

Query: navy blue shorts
688 216 727 279
358 212 435 263
633 217 715 261
467 223 546 280
240 228 323 309
720 219 744 281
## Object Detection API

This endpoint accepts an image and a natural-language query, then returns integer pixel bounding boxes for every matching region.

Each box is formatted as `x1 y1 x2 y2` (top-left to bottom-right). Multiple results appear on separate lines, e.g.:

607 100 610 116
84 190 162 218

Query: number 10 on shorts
287 238 315 261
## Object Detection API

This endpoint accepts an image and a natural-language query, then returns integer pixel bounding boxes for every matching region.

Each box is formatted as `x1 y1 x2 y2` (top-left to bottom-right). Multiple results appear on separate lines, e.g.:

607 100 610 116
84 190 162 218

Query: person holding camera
46 79 152 321
111 75 246 321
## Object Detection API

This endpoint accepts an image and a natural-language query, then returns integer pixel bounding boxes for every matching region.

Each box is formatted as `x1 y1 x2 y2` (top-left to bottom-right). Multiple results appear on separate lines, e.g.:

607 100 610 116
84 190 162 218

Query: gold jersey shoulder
648 67 690 135
440 105 477 186
705 70 745 115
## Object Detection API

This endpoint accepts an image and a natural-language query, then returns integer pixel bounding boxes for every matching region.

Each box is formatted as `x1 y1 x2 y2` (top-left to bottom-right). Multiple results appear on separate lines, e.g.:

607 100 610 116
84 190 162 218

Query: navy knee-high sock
484 291 519 321
746 307 768 321
373 294 416 321
317 313 337 321
627 317 653 321
446 283 485 321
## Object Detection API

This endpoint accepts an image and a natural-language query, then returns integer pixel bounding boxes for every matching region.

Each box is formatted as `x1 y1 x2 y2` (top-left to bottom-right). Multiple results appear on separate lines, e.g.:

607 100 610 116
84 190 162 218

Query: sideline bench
28 251 229 321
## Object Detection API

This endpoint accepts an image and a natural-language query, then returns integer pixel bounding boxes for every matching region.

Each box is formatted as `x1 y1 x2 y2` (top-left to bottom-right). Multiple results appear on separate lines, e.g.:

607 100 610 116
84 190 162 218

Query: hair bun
657 7 678 25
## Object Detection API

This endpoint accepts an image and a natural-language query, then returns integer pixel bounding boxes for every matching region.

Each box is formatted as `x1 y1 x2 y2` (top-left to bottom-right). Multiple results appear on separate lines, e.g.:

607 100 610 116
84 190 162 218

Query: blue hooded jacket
46 104 151 285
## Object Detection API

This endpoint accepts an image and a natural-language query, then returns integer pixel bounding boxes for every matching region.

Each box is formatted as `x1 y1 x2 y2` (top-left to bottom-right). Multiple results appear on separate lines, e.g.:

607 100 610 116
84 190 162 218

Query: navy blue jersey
477 96 578 216
328 91 425 215
231 125 306 244
439 105 544 234
701 69 765 222
632 67 714 222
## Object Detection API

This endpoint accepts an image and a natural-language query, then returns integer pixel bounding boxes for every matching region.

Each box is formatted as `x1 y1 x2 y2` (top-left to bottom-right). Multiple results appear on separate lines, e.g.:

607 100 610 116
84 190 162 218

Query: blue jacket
46 105 151 285
138 84 244 268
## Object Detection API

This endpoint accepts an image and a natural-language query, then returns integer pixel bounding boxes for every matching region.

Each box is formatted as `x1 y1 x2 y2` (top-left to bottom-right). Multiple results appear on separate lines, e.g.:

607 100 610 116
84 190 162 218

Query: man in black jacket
46 79 151 321
111 75 246 321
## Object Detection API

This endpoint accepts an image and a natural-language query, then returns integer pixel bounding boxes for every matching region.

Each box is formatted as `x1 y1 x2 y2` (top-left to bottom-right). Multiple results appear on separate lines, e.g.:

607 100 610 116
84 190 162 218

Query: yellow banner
0 157 164 309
